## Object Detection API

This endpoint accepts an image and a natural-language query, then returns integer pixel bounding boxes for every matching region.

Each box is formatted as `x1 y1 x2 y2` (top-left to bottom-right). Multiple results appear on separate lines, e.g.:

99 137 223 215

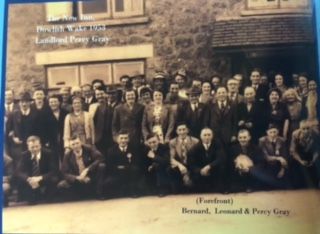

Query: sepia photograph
2 0 320 233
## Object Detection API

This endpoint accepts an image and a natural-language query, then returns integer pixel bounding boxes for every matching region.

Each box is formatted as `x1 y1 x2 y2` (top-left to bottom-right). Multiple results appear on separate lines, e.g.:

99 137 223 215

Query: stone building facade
6 0 315 93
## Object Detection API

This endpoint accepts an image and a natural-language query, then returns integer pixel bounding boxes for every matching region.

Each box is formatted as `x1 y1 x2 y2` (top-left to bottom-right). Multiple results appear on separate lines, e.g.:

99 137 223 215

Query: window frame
246 0 310 10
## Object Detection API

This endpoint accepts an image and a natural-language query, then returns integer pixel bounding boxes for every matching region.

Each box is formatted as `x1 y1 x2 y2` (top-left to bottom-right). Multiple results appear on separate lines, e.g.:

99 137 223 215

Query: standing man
174 69 188 99
89 87 113 155
250 69 268 104
82 84 96 111
205 86 237 146
6 92 37 164
227 78 244 105
176 87 206 138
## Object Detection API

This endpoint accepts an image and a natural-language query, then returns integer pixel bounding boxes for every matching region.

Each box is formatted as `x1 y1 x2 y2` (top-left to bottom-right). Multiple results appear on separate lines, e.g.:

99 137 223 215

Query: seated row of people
4 119 319 206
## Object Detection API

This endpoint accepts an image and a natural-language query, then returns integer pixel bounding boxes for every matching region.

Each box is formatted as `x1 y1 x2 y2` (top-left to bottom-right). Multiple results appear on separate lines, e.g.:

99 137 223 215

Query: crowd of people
3 68 320 206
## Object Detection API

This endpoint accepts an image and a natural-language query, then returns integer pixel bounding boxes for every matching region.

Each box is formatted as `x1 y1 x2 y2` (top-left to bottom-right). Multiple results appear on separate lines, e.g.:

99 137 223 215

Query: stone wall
6 0 246 93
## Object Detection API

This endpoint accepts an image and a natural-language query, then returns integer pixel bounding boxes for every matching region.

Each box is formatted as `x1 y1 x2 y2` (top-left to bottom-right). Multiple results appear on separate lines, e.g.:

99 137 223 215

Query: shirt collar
32 151 41 161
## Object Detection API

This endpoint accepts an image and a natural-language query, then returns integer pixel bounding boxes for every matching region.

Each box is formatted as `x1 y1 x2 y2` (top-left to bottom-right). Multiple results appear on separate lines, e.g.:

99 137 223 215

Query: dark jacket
61 145 103 183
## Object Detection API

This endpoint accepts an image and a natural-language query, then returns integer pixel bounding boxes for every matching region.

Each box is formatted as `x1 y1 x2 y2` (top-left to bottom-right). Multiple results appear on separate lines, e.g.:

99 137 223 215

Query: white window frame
79 63 113 85
78 0 112 19
112 61 145 83
78 0 144 20
47 65 80 89
247 0 309 10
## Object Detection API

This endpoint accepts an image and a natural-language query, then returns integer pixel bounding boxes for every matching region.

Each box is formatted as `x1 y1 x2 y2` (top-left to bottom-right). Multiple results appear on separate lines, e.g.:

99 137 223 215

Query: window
247 0 309 10
78 0 144 20
46 60 145 90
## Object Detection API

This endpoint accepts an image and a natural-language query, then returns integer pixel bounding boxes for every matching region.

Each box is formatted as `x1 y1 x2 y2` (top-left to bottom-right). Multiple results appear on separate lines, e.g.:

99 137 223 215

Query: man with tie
144 133 171 196
205 86 237 146
15 136 58 204
250 69 268 104
6 92 37 165
112 89 145 146
89 87 113 155
227 78 244 105
81 84 96 111
169 123 199 192
176 87 206 138
58 135 105 200
103 130 145 198
187 128 225 192
259 124 289 189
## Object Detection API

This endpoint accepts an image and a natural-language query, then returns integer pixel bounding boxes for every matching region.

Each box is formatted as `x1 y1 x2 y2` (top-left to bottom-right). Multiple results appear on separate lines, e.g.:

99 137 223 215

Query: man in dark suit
231 129 265 192
58 135 105 199
31 88 51 146
250 69 269 104
47 94 68 165
144 133 171 196
104 130 145 198
205 86 237 146
187 128 225 192
259 124 290 189
15 136 58 204
6 92 37 165
82 84 96 111
237 87 267 143
176 87 206 138
89 87 113 155
112 89 145 145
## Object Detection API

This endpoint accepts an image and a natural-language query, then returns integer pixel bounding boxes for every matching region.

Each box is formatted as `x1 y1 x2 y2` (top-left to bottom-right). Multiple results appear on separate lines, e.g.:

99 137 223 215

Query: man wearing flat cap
152 72 168 96
6 92 37 165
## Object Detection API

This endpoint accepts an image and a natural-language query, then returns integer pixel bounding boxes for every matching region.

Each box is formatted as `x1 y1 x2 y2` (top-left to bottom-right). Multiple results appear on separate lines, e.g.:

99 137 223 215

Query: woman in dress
282 88 307 142
63 96 94 152
142 90 174 144
265 88 289 138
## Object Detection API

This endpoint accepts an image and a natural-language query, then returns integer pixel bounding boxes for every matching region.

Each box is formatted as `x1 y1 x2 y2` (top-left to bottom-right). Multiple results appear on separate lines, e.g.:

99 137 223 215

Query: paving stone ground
3 189 320 234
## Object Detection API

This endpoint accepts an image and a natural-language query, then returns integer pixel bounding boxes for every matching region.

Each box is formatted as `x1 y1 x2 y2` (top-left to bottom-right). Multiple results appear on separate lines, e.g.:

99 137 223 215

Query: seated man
104 130 145 198
231 129 264 192
15 136 58 204
144 133 171 197
290 120 320 188
259 124 289 189
3 154 13 207
169 123 199 192
187 128 225 193
58 135 104 200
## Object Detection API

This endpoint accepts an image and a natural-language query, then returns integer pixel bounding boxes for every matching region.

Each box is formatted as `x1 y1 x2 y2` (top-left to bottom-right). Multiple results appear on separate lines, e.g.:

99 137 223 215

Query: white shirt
21 108 30 116
218 101 227 109
203 143 211 151
119 146 128 152
32 151 41 163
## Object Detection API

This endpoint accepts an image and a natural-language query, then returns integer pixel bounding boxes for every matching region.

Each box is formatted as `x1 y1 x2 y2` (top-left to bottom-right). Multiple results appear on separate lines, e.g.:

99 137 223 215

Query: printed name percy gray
35 36 110 45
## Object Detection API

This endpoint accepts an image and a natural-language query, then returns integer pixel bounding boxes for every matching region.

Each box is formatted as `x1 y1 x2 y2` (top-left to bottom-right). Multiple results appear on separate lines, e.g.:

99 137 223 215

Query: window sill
47 16 149 28
241 8 312 17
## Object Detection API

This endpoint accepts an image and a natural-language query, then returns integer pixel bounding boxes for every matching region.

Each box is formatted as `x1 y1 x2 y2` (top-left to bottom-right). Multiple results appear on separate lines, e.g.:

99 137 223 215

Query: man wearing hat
176 87 206 138
6 92 37 164
174 69 188 99
259 124 290 188
131 71 145 96
59 86 72 113
152 72 168 96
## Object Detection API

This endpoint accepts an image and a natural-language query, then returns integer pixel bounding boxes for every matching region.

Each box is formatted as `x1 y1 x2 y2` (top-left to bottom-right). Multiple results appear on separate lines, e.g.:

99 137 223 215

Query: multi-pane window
78 0 144 19
47 60 144 90
247 0 309 10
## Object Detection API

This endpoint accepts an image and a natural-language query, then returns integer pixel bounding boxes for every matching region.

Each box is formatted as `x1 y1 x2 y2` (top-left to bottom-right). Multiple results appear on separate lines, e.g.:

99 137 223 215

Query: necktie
221 102 225 111
181 139 187 164
32 157 40 176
